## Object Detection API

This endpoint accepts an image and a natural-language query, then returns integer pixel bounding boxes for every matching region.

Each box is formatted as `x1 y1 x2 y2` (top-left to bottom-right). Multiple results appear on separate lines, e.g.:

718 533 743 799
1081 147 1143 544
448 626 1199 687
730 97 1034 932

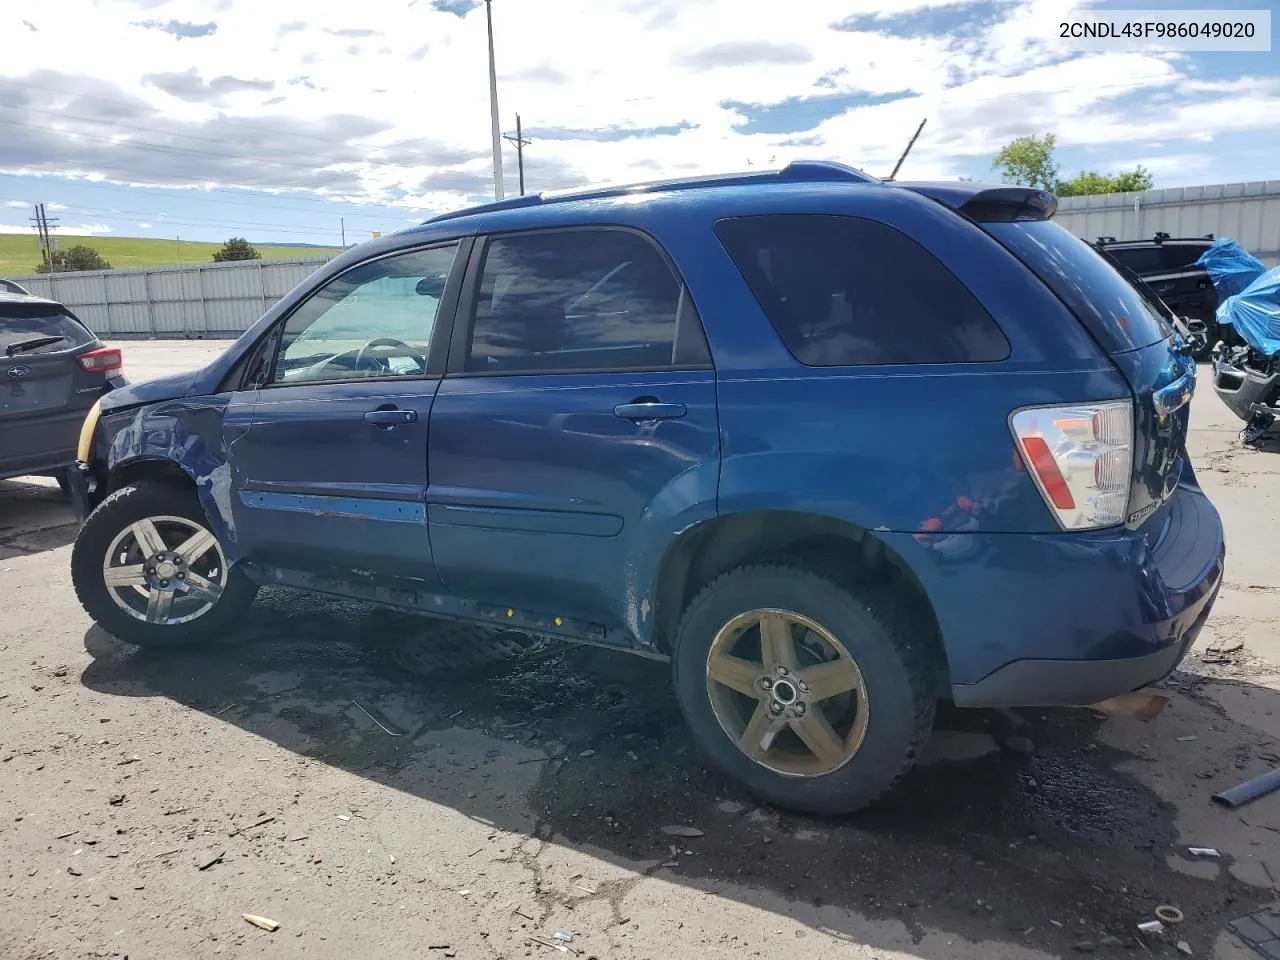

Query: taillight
78 347 122 375
1011 400 1133 530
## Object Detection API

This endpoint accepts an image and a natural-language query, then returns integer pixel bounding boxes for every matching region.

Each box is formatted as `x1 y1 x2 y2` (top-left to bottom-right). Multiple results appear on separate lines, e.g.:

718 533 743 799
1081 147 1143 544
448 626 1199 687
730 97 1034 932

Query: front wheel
673 563 936 815
71 481 257 646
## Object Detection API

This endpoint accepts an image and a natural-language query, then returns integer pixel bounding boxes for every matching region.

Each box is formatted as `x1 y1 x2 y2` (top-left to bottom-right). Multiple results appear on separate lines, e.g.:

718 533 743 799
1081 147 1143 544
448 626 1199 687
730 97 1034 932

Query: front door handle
364 408 417 427
613 401 686 421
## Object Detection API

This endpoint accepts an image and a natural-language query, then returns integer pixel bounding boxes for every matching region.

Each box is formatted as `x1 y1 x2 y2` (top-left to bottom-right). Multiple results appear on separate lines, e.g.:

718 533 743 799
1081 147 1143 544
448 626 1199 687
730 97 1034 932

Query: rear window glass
1106 246 1164 275
715 214 1010 367
1162 243 1212 271
0 309 94 355
987 221 1170 354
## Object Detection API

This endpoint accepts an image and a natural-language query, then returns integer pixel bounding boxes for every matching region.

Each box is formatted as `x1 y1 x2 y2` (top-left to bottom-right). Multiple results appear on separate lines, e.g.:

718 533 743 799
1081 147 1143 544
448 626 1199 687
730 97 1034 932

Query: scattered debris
1073 939 1096 952
242 914 280 932
458 889 471 896
228 816 276 838
447 709 463 720
117 755 141 765
1092 692 1169 721
1176 941 1193 956
514 907 537 921
626 751 638 761
337 814 351 821
716 800 745 815
660 860 680 868
1213 766 1280 808
528 934 573 954
162 808 189 817
1137 920 1166 936
1204 638 1245 662
55 831 78 840
660 825 704 838
196 850 224 871
66 867 82 877
428 945 452 951
352 700 404 737
1176 736 1199 743
214 703 236 716
1099 936 1124 948
578 749 596 758
1188 847 1221 859
107 794 125 806
573 883 597 895
553 930 576 942
1155 905 1184 925
289 836 308 842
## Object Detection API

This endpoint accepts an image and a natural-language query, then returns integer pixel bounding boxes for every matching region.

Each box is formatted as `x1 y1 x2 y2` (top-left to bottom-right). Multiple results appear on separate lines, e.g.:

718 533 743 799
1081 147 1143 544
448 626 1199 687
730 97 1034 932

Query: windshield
986 220 1171 353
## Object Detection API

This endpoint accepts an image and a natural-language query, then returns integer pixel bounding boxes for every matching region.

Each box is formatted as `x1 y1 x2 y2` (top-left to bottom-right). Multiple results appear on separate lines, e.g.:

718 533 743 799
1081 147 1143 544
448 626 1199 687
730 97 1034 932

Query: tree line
33 237 261 274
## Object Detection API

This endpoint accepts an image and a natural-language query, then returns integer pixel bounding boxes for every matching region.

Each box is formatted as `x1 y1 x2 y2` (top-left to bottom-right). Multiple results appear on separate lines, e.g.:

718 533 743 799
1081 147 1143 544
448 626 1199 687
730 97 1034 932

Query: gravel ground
1 341 1278 960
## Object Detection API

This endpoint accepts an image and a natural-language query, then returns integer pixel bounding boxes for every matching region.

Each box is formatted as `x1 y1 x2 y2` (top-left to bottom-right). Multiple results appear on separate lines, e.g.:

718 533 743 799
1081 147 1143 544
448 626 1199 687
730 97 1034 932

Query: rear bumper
884 481 1225 708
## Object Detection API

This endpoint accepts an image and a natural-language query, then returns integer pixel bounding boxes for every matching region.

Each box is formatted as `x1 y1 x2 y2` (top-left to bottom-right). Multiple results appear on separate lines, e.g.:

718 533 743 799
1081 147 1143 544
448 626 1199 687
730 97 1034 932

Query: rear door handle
613 401 686 421
364 408 417 426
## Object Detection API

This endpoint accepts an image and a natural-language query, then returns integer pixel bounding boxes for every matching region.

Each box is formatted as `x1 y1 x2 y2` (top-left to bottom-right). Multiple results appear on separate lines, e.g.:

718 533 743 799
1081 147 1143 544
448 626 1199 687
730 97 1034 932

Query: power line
0 118 495 193
0 101 481 172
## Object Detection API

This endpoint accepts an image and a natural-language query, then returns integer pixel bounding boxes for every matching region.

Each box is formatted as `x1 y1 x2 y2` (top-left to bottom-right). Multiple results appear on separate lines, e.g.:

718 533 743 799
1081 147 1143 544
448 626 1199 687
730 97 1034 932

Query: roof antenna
885 118 927 182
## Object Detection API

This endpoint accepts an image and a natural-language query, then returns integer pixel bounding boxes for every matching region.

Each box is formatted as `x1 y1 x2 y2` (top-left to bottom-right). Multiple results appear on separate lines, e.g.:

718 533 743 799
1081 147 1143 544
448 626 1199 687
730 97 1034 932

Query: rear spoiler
897 182 1058 223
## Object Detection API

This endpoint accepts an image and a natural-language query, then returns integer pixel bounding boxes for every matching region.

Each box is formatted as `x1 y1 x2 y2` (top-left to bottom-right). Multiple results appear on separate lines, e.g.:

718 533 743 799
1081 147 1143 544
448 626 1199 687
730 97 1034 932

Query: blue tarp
1217 265 1280 357
1197 237 1266 299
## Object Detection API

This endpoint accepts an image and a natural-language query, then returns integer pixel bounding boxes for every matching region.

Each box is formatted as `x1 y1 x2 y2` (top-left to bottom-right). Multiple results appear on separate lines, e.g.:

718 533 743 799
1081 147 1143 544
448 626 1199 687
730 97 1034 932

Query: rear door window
715 214 1009 366
1 303 94 356
987 221 1170 354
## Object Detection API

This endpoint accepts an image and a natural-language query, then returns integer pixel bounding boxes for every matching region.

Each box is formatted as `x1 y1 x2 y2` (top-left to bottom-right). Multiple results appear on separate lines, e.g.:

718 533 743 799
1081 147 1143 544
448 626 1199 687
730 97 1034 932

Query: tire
55 472 72 501
71 481 257 647
672 562 936 816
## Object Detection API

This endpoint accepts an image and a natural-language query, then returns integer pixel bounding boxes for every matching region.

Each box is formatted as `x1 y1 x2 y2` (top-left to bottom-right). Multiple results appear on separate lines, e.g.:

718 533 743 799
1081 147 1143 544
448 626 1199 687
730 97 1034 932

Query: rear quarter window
714 214 1010 367
987 221 1170 354
0 304 94 355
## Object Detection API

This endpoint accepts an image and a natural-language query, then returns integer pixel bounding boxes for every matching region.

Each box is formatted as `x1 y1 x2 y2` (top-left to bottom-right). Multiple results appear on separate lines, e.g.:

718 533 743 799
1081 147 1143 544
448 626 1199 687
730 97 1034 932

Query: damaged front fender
101 392 251 563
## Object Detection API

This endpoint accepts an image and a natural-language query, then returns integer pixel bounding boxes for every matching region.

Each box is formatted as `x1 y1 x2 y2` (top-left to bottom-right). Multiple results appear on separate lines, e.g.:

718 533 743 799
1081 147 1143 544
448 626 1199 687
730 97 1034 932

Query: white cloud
0 0 1275 211
0 222 118 235
47 202 67 211
4 200 28 208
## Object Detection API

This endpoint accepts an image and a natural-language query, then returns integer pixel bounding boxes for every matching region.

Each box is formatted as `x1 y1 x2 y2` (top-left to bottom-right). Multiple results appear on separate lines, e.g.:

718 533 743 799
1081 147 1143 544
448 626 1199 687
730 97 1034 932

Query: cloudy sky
0 0 1276 247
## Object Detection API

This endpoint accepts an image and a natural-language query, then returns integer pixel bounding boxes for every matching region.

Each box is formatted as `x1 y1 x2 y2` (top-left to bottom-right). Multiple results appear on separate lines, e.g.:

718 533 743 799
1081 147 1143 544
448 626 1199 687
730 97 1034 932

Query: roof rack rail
424 160 879 224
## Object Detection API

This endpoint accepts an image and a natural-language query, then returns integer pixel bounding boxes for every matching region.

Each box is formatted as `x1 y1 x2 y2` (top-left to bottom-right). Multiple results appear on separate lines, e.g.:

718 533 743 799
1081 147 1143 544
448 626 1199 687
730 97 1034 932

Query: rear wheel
673 562 935 815
71 481 256 646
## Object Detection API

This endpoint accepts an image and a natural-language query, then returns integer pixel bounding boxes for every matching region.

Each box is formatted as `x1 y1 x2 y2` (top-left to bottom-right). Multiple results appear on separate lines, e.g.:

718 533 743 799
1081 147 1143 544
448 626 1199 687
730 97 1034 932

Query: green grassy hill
0 234 342 277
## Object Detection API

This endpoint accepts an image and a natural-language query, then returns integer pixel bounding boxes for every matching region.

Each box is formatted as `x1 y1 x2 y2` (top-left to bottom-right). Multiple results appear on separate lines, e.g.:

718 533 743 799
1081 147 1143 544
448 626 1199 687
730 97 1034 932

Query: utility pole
503 114 532 195
485 0 505 200
30 203 58 270
886 118 927 182
341 217 346 247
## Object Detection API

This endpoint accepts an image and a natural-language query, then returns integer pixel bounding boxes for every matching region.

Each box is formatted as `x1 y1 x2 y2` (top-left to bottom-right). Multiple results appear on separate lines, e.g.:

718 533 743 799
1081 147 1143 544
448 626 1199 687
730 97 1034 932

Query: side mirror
415 275 447 298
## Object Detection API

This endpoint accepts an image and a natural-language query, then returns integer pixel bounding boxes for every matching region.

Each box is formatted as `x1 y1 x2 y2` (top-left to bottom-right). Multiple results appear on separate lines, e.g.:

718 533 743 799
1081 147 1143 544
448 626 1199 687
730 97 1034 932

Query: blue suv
67 162 1224 814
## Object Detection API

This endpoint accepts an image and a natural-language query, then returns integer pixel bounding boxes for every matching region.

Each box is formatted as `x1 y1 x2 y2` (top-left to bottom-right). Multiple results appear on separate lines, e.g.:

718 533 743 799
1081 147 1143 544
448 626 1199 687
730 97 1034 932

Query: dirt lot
2 340 1279 960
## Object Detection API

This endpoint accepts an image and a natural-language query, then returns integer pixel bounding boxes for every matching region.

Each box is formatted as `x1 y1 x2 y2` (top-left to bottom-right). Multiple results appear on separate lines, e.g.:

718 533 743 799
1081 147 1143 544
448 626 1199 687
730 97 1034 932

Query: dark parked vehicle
1094 233 1225 352
1 278 33 295
1 291 124 491
67 164 1224 814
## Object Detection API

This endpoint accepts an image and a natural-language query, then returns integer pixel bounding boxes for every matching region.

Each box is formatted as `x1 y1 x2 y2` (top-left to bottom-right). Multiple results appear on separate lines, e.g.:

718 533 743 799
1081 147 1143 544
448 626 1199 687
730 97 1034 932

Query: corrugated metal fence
9 255 333 338
1056 180 1280 266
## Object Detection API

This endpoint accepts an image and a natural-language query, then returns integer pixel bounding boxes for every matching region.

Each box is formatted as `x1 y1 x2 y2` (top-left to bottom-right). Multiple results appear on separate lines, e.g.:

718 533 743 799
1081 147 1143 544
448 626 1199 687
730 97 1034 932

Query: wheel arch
650 510 950 693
